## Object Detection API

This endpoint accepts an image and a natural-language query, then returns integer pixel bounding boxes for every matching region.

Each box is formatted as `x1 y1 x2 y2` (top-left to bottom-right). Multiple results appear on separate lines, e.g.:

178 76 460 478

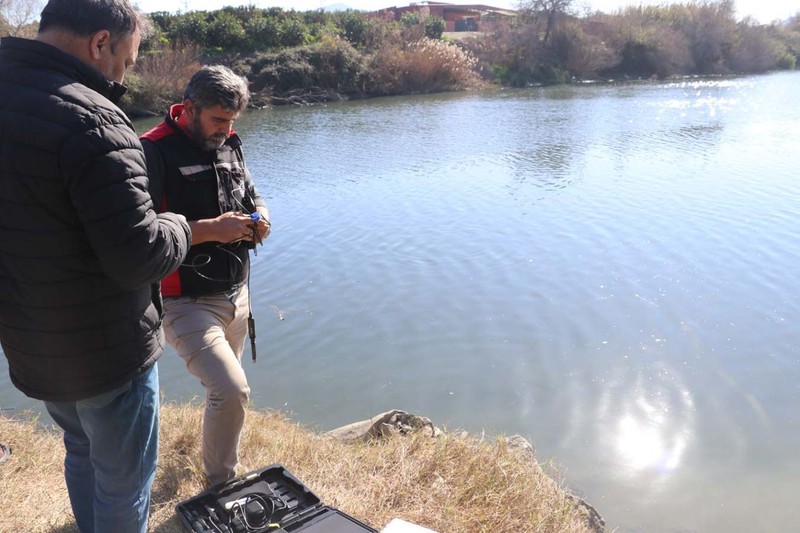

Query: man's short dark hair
38 0 148 39
184 65 250 114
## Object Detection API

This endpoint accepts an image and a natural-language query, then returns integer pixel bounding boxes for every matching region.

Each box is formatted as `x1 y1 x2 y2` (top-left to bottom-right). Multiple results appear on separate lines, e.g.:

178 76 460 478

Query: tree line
2 0 798 115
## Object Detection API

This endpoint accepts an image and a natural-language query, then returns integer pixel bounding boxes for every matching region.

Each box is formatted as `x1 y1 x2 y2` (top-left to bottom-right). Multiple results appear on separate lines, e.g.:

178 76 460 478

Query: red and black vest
141 104 260 297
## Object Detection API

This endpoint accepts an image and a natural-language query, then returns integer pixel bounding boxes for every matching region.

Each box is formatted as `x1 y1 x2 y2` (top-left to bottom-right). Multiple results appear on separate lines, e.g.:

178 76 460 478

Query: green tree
728 20 781 73
207 11 248 50
462 17 546 86
519 0 574 47
279 16 308 47
398 11 425 41
552 19 617 78
245 14 282 50
425 15 445 39
605 8 694 78
335 9 368 47
148 11 175 35
400 12 419 28
168 11 209 46
248 37 363 95
683 0 737 73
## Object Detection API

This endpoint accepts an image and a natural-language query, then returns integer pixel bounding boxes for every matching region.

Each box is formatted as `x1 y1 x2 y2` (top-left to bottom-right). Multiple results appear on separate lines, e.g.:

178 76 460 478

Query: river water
2 71 799 532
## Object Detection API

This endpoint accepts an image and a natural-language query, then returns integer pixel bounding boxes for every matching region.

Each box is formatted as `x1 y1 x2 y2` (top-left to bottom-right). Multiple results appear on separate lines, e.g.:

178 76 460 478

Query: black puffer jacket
0 37 192 402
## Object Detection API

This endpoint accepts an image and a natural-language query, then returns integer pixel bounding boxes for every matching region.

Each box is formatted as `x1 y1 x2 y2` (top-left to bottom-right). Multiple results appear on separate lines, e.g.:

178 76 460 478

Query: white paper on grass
380 518 439 533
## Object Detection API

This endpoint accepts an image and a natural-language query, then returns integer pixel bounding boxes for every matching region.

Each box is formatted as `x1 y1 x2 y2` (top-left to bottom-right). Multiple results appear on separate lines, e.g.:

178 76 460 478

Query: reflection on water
3 72 800 533
608 369 692 476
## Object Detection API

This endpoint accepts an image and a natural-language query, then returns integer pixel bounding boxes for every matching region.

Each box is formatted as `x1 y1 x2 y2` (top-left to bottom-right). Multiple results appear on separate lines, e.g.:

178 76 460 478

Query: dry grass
0 403 599 532
122 47 203 117
366 37 483 96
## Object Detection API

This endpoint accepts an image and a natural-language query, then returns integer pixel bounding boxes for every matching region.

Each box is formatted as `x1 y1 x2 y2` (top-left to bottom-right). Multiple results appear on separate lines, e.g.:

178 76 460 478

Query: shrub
148 11 174 35
554 21 618 78
335 9 369 48
206 11 248 51
728 22 783 73
167 11 209 47
362 16 405 52
461 19 545 86
425 15 445 39
279 17 310 47
249 48 315 93
775 50 796 70
400 12 420 28
121 46 203 117
248 36 364 95
364 37 480 96
683 1 737 74
603 7 696 78
397 11 425 41
245 14 282 51
311 35 365 92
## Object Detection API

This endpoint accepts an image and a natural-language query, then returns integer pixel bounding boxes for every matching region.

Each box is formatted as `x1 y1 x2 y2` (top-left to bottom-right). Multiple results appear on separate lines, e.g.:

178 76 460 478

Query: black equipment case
176 463 379 533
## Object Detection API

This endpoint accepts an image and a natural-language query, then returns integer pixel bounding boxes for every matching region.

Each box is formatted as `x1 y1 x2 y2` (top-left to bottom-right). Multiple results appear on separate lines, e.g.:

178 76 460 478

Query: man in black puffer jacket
0 0 191 531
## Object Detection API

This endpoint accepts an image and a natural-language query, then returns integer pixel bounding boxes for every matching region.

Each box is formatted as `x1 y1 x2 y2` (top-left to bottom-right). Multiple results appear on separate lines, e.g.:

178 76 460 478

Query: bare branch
0 0 44 37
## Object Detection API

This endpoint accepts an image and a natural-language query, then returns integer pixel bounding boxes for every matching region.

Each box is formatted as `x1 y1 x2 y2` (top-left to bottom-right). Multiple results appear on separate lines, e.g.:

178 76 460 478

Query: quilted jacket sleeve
61 114 191 289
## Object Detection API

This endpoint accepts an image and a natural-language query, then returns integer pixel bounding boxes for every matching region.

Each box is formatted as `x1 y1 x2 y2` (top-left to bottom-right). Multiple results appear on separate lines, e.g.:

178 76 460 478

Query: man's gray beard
202 136 227 151
190 113 227 151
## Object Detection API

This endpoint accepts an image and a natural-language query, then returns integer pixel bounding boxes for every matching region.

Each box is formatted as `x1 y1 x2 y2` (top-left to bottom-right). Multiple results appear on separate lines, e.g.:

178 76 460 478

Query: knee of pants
208 381 250 410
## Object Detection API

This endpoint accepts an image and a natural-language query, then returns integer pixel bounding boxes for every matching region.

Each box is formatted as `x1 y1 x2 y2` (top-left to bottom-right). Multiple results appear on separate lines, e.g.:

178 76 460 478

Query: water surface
3 72 799 532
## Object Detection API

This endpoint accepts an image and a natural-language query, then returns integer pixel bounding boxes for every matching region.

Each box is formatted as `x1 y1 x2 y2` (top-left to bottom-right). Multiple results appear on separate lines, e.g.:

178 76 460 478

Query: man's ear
88 30 112 60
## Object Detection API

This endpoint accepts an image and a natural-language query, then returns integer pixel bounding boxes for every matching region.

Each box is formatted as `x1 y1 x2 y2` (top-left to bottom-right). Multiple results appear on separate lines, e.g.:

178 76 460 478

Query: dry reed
0 403 600 532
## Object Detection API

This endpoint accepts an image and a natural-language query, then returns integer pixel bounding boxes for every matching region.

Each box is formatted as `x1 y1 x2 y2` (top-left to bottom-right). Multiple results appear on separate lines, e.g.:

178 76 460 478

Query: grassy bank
0 403 602 532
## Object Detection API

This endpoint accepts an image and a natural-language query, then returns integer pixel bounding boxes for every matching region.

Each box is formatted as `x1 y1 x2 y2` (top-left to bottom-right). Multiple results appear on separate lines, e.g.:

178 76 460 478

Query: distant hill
321 3 361 11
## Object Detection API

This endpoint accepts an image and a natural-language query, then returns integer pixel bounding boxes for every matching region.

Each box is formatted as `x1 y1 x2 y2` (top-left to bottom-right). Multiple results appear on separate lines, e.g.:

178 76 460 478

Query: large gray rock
325 409 441 442
0 442 10 465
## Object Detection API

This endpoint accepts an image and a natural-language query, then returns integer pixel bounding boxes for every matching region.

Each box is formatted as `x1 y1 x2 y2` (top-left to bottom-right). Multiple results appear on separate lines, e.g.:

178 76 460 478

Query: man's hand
189 211 261 245
249 211 271 244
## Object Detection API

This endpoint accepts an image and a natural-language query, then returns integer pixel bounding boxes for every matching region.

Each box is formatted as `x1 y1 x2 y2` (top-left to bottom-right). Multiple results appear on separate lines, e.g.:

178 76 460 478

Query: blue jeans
44 364 159 533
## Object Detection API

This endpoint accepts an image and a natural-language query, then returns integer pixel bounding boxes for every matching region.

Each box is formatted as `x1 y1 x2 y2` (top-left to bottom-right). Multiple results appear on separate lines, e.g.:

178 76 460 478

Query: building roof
381 2 518 17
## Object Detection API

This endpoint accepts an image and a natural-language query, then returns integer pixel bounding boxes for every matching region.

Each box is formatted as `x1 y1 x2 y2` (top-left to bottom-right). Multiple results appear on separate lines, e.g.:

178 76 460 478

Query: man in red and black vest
141 65 271 486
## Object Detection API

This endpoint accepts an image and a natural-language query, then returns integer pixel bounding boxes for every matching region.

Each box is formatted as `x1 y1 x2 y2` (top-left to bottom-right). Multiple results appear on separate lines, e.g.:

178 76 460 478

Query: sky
132 0 799 24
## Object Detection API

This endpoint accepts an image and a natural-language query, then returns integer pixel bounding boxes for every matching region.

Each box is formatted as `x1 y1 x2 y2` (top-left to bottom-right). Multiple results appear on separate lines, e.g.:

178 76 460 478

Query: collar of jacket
0 36 128 104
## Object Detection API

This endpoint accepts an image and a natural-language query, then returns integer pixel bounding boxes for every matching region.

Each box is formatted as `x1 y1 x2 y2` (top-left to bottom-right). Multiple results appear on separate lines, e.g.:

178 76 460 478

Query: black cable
246 213 258 363
227 493 284 532
178 177 263 362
